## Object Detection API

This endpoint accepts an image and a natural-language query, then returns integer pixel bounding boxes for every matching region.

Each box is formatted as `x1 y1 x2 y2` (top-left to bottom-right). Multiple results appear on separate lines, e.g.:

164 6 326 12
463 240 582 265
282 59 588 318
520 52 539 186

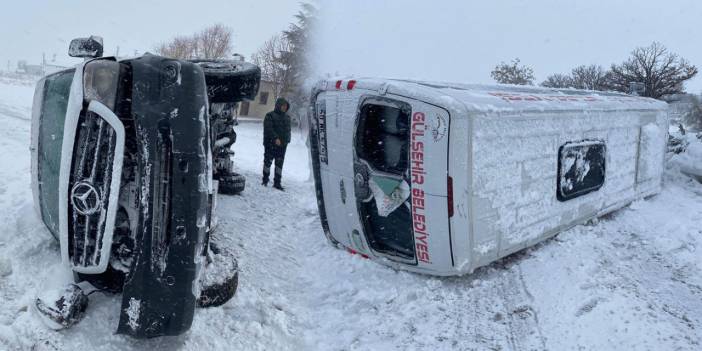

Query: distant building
16 60 67 77
43 63 68 75
17 61 43 76
237 80 277 119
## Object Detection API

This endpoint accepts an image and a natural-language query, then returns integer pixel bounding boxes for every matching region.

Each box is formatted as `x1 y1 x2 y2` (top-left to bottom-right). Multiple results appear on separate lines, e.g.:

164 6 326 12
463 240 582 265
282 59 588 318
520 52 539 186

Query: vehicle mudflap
116 55 209 338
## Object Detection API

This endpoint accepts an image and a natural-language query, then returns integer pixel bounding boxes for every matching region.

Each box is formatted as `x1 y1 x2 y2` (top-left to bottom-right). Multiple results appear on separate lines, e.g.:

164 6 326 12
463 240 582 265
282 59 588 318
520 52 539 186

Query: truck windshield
37 69 75 235
355 99 415 262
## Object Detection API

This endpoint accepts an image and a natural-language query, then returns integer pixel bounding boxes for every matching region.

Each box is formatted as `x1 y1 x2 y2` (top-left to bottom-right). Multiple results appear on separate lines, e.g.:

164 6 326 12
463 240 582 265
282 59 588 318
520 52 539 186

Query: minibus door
353 95 453 269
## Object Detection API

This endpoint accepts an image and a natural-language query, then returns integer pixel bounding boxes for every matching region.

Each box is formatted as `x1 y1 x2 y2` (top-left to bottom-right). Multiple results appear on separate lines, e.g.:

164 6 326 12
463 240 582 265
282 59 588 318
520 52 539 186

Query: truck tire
197 241 239 308
190 59 261 103
218 173 246 195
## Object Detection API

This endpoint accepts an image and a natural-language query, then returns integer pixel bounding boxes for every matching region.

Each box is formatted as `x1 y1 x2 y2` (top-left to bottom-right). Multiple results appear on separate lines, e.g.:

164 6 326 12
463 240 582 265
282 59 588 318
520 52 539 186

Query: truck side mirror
69 36 104 59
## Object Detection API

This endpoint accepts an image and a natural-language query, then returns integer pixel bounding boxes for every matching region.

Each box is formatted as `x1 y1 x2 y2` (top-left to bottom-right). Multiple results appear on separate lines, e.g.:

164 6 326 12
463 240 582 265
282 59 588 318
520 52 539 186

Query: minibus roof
319 78 669 115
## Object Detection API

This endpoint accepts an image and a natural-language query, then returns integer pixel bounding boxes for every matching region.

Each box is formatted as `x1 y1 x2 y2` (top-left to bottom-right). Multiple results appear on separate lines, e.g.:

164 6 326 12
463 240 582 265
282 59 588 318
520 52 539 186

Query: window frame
556 139 607 202
353 96 412 177
36 68 76 236
259 91 269 105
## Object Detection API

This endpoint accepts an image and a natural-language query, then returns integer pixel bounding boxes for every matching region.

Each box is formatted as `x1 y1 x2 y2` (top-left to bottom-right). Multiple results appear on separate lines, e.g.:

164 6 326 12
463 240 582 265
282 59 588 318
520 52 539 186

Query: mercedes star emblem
70 181 101 215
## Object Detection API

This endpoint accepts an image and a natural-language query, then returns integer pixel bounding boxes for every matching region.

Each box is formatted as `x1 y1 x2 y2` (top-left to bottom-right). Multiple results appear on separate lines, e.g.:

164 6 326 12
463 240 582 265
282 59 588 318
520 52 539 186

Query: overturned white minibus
308 78 668 276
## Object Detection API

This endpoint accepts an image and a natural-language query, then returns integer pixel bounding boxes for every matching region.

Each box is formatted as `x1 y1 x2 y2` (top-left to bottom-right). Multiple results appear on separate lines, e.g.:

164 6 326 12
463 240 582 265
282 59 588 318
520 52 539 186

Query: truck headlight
83 60 119 110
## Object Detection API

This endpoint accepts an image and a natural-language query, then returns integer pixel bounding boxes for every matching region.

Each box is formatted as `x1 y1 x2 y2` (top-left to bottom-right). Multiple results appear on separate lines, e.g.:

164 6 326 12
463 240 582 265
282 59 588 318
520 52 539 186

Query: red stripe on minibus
447 175 454 218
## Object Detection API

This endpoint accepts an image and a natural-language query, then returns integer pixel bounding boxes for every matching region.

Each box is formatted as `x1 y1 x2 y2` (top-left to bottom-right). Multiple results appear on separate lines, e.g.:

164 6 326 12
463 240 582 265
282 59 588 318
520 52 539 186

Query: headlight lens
83 60 119 110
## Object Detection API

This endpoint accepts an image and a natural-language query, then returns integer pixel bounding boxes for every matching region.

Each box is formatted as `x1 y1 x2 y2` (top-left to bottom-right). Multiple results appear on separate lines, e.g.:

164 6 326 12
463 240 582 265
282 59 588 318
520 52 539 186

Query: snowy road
0 78 701 350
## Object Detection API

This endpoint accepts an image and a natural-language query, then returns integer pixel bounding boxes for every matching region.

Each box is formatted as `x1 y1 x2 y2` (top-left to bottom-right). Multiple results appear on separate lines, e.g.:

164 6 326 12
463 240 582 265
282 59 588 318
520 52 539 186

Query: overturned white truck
308 79 668 276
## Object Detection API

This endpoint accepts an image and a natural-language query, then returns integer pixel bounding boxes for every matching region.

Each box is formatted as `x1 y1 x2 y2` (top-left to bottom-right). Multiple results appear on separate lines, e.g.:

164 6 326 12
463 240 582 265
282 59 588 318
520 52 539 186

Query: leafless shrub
491 58 535 85
156 24 233 60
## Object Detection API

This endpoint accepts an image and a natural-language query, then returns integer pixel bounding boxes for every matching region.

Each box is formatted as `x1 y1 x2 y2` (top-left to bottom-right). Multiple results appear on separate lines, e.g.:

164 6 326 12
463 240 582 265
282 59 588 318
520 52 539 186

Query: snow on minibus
308 78 668 276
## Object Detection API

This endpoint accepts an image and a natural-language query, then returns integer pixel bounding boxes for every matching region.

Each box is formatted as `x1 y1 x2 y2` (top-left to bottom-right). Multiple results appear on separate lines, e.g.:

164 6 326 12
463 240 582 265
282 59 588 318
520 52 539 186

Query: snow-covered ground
0 78 701 350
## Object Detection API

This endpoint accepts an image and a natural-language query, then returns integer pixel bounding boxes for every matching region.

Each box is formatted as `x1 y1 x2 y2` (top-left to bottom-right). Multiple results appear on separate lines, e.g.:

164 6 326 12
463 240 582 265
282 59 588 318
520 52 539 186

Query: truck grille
67 111 118 269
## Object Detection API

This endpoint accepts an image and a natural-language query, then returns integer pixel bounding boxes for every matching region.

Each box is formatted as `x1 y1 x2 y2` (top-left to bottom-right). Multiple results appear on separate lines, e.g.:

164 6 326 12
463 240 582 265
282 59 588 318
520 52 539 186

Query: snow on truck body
30 49 260 338
308 79 668 276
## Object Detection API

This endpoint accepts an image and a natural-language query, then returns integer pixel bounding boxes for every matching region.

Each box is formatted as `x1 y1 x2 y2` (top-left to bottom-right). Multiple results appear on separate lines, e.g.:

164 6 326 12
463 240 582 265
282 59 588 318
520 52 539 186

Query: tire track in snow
587 223 702 347
417 255 549 351
0 102 31 122
448 271 515 350
214 173 313 350
497 257 548 351
0 105 32 149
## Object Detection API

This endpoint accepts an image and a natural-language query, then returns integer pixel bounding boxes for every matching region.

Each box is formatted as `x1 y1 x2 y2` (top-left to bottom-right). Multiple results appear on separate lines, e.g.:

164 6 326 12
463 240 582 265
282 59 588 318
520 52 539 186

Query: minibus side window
557 140 606 201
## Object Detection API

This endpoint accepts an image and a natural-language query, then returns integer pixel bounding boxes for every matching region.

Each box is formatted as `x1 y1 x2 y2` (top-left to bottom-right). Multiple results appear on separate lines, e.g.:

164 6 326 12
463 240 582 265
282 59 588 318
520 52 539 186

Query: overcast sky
0 0 299 68
313 0 702 93
1 1 700 93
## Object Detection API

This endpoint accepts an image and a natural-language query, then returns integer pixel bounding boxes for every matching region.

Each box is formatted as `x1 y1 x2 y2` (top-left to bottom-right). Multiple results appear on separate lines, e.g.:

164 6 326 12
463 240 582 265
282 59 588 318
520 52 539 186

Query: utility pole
115 46 120 59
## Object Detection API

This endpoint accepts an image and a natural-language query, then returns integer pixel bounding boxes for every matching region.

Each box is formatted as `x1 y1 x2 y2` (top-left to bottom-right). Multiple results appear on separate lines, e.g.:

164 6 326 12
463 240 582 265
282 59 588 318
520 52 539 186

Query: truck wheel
197 241 239 308
190 59 261 103
218 173 246 195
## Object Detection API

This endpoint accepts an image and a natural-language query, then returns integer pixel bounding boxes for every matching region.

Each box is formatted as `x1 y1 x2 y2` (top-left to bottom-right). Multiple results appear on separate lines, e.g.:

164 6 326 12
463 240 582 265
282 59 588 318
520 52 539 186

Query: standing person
262 97 292 191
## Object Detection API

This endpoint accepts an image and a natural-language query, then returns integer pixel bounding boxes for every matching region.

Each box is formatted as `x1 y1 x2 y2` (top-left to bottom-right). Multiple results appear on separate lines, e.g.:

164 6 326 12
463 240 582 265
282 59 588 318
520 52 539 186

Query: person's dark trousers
262 143 287 186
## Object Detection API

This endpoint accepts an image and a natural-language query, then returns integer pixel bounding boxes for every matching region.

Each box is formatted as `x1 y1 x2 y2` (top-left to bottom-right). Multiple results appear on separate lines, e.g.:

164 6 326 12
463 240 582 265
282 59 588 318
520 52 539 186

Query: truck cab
31 36 260 338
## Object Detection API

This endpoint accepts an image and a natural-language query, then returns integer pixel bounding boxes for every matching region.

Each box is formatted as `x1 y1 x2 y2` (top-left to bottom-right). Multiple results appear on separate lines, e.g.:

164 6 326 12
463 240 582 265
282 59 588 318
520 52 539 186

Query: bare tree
155 35 198 60
606 42 698 99
541 65 609 91
197 24 233 59
251 34 294 99
156 24 233 60
570 65 608 91
491 58 535 85
541 73 573 89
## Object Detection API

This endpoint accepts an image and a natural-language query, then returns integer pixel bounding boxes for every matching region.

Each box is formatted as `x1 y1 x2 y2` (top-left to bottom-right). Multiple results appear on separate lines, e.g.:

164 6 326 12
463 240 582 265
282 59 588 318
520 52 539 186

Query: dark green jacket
263 97 292 146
